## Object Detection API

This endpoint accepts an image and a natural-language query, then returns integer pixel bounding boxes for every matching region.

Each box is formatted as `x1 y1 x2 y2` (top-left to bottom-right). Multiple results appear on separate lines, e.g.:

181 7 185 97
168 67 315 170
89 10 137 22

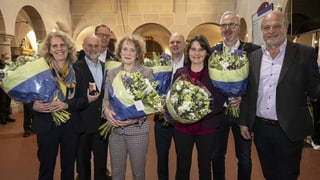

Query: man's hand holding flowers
209 48 249 118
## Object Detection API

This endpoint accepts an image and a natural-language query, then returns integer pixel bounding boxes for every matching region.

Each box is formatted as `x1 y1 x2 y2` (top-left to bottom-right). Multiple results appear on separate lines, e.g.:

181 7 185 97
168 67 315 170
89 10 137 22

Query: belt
256 116 279 126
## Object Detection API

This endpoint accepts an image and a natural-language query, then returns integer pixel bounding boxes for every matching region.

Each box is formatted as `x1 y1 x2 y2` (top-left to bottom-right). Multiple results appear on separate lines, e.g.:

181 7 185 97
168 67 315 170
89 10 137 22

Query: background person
78 24 115 62
154 32 186 180
0 52 15 125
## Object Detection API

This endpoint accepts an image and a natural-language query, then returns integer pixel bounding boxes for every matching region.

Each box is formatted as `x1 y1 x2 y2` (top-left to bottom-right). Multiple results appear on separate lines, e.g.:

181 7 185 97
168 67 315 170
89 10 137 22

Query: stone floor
0 112 320 180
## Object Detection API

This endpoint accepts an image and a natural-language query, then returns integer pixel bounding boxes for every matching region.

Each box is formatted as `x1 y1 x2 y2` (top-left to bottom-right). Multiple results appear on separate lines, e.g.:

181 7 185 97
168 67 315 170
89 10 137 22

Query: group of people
3 9 319 180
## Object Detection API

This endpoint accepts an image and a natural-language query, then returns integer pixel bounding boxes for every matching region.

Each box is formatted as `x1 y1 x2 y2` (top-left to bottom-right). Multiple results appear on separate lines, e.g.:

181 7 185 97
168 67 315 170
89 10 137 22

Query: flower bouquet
208 49 249 118
105 57 121 71
0 55 56 103
0 54 70 126
99 70 162 139
143 52 172 95
165 74 212 124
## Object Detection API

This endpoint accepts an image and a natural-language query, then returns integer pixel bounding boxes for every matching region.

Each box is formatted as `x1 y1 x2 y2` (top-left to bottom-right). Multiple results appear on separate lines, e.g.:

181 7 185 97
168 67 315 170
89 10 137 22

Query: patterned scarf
49 61 76 101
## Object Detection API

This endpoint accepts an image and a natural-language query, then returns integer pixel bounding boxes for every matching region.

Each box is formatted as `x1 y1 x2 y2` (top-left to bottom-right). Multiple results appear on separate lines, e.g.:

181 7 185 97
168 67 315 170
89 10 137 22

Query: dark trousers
253 118 303 180
211 113 252 180
173 129 216 180
23 104 33 132
37 121 78 180
77 132 108 180
311 100 320 144
0 88 11 118
154 115 174 180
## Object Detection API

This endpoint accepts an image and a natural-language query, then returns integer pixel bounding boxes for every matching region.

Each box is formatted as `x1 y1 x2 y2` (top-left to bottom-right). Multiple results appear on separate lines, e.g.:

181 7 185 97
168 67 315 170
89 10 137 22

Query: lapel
83 58 105 94
251 50 263 89
82 59 95 83
278 41 296 83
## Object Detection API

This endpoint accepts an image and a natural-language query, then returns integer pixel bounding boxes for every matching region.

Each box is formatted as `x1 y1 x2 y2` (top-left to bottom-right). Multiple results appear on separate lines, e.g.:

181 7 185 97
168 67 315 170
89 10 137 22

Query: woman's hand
33 100 68 112
33 100 52 113
104 108 119 127
117 119 138 127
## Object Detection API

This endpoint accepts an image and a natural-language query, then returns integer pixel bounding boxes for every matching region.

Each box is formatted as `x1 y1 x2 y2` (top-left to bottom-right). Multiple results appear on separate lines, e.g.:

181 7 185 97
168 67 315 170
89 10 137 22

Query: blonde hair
40 30 77 64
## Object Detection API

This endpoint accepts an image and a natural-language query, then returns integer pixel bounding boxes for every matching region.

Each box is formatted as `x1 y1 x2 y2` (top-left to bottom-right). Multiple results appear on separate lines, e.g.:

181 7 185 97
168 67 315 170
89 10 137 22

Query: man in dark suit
239 11 320 180
210 11 260 180
78 24 115 62
74 35 110 180
0 52 15 125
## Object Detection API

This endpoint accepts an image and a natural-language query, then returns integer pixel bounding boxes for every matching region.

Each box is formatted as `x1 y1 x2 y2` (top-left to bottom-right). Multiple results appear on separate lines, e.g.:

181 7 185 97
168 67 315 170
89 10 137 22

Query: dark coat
239 41 320 141
73 58 106 133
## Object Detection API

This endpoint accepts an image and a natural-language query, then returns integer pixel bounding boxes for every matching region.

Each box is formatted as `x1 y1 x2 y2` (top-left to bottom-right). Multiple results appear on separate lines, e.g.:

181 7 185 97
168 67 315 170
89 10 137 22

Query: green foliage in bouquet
51 92 71 126
98 70 162 139
121 71 161 111
143 52 172 67
0 53 40 82
166 75 212 124
209 49 248 71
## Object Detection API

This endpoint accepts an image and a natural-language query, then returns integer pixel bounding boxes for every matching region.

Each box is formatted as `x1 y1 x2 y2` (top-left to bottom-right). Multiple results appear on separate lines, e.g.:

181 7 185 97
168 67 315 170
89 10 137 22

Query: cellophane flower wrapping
109 70 162 120
208 49 249 118
0 55 56 104
165 74 212 124
99 70 162 139
105 57 121 72
143 53 172 96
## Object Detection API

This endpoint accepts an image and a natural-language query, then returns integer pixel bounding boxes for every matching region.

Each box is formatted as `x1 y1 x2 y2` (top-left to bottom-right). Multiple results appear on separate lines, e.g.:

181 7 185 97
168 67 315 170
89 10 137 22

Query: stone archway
187 23 222 47
132 23 171 55
12 5 46 56
74 25 117 52
0 10 5 34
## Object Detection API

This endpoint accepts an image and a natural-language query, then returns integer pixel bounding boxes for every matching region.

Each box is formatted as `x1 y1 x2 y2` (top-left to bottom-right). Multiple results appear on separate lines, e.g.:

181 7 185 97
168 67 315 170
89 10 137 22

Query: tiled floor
0 112 320 180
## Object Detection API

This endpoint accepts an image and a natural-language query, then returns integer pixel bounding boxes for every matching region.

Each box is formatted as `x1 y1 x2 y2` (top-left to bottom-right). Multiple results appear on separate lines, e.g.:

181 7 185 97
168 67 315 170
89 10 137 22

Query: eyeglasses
262 24 282 31
220 23 239 29
96 33 111 38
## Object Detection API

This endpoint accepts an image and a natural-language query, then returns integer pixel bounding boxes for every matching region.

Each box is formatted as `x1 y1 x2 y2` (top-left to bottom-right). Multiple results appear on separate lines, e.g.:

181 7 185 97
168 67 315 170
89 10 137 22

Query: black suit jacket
73 58 106 133
239 40 320 141
210 40 261 55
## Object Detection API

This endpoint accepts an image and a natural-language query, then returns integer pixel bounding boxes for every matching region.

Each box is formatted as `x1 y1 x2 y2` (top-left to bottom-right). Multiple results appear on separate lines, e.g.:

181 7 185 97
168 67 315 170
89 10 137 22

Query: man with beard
78 24 115 62
210 11 260 180
74 35 110 180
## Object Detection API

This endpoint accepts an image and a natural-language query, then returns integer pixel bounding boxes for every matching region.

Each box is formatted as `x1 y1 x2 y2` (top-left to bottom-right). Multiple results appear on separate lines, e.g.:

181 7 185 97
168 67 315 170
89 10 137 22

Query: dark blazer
210 40 261 55
239 40 320 142
73 58 106 133
77 49 115 61
31 69 89 135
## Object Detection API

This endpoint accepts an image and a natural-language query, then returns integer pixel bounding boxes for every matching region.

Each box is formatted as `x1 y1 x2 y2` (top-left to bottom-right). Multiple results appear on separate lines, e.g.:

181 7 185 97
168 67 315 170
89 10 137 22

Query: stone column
0 34 14 57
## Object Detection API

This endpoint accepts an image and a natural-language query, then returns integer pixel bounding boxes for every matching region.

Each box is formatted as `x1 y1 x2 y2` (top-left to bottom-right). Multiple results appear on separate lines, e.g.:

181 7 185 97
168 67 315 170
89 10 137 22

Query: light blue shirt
85 57 103 92
256 39 287 120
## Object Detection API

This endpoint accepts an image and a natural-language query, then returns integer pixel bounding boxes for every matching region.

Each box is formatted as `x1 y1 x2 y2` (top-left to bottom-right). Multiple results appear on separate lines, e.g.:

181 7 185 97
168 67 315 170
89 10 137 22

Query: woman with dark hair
172 35 225 179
